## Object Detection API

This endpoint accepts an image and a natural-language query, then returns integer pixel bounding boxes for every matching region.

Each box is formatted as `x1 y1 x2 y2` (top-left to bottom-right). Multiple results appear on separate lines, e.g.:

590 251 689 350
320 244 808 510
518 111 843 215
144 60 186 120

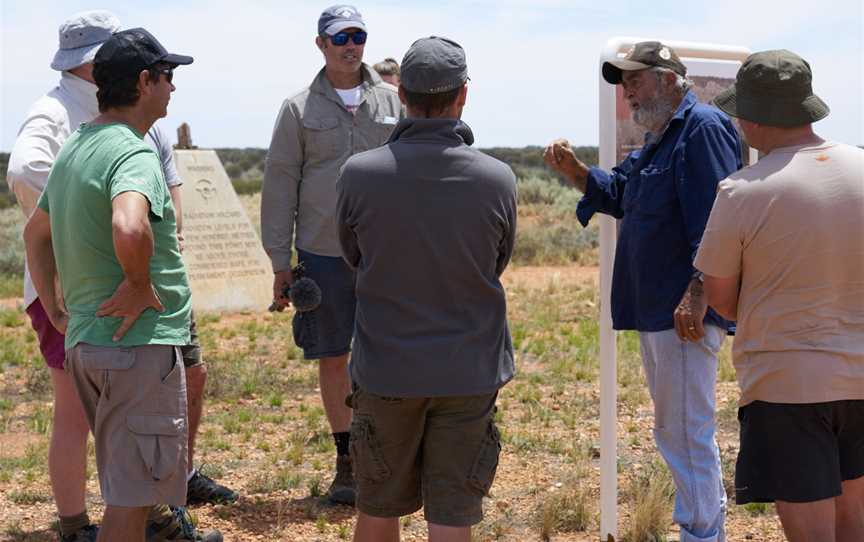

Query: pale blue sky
2 0 862 150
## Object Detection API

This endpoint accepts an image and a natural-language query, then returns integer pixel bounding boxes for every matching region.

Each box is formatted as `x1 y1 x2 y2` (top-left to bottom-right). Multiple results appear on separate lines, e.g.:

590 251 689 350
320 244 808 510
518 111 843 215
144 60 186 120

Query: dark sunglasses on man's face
329 30 367 46
152 66 174 83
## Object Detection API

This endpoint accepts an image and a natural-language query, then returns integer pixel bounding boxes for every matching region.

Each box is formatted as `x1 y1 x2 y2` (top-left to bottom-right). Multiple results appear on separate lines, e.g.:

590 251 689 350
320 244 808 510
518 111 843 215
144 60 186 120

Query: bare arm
704 274 740 321
95 191 164 340
168 185 184 250
23 208 67 333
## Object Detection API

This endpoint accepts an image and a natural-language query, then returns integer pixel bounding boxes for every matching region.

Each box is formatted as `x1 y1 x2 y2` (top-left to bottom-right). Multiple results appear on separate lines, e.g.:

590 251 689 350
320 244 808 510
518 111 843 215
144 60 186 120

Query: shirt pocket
302 117 344 162
633 165 677 218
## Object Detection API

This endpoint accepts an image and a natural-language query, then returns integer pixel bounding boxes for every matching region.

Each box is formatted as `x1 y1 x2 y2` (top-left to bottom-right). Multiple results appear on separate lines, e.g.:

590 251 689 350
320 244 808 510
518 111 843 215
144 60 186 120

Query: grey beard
633 94 676 132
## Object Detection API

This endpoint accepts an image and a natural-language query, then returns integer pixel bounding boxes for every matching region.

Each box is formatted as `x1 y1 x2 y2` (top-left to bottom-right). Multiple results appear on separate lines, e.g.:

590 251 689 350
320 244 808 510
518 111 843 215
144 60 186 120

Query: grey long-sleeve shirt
337 119 517 397
261 64 403 271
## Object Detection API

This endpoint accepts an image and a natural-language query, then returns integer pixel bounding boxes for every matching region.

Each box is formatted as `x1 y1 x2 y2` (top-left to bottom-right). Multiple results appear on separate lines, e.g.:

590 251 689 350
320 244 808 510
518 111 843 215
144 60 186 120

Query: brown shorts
66 343 188 507
348 388 501 526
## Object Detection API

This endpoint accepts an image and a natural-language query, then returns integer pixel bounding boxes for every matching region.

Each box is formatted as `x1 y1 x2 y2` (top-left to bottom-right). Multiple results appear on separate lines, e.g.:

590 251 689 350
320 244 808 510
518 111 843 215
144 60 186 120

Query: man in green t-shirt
24 28 196 541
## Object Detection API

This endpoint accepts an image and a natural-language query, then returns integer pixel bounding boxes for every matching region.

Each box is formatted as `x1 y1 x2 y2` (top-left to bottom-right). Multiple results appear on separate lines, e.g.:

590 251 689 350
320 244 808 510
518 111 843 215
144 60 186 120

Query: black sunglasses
329 30 367 46
151 66 174 83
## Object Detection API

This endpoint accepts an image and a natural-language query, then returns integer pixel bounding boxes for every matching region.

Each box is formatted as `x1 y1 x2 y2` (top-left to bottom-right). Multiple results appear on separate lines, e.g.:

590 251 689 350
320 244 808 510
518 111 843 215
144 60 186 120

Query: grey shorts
292 249 356 360
66 343 188 507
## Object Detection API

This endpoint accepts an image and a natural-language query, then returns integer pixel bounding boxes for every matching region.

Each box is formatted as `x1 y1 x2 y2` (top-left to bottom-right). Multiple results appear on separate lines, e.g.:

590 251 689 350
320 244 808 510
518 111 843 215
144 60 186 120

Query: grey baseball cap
401 36 468 94
318 5 366 36
602 41 686 85
51 10 121 71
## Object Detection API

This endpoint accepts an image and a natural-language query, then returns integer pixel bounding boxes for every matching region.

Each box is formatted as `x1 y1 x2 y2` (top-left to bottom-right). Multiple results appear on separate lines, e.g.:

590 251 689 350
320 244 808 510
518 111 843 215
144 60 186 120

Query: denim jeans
639 325 727 542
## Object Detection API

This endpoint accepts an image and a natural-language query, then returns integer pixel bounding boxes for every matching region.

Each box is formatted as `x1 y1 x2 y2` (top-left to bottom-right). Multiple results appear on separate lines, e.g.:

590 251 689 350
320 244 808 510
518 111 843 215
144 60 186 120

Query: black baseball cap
602 41 686 85
94 27 192 83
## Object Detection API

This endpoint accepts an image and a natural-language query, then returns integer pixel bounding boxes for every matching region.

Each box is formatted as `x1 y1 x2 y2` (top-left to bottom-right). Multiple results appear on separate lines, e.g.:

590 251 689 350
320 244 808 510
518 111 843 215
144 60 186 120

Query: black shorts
291 249 356 360
735 400 864 504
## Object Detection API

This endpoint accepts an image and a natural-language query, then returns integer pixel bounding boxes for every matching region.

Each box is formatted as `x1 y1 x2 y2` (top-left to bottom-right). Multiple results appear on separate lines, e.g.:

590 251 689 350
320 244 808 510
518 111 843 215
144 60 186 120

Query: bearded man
543 41 742 542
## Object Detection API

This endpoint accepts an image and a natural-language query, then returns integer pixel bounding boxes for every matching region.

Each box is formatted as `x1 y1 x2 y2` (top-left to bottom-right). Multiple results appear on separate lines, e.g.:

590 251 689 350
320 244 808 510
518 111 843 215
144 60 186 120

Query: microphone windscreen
290 277 322 313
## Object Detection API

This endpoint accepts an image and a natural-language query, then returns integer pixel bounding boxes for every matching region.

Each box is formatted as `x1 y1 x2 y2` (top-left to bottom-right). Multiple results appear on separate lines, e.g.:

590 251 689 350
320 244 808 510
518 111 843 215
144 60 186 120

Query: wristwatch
692 270 704 283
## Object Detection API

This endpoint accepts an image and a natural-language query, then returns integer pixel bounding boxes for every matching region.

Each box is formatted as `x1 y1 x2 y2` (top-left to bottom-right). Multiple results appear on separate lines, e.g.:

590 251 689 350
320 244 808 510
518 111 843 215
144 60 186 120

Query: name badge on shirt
381 116 398 125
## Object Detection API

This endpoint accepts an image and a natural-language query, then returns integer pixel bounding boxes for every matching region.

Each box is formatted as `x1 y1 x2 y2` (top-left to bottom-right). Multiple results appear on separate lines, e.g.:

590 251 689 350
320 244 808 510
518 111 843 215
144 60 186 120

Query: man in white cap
6 11 230 542
261 4 402 505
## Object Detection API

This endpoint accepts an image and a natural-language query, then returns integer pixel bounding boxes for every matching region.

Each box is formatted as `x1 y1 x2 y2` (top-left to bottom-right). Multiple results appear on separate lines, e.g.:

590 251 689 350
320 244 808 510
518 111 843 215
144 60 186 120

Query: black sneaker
145 506 222 542
326 455 356 505
59 524 98 542
186 469 239 506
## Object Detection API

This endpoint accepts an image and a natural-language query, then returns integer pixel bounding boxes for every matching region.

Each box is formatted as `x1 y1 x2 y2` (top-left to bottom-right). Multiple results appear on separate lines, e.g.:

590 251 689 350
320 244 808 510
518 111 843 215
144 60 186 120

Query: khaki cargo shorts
66 343 188 507
348 388 501 526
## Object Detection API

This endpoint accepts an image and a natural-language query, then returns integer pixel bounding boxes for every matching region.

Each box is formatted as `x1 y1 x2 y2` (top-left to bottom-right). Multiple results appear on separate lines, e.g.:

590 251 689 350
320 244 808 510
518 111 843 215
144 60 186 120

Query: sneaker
59 524 98 542
326 454 356 505
186 469 239 506
145 506 223 542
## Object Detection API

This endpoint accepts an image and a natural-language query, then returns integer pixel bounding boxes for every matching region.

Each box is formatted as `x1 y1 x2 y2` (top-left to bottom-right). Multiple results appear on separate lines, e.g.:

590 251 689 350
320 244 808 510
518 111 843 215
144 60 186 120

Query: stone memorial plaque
174 150 272 312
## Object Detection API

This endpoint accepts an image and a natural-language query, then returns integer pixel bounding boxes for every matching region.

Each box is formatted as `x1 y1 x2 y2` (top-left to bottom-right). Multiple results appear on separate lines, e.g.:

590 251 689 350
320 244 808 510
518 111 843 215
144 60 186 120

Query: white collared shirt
6 72 181 306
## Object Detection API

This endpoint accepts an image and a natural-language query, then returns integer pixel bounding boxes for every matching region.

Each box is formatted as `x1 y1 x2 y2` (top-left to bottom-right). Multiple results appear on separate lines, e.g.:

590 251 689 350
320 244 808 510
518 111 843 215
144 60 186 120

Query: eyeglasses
329 30 367 46
151 66 174 83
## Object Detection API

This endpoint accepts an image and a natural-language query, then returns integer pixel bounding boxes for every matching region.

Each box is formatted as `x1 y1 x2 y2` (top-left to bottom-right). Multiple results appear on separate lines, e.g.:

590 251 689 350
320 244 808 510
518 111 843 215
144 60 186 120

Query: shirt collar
59 71 100 118
310 64 380 106
388 118 474 146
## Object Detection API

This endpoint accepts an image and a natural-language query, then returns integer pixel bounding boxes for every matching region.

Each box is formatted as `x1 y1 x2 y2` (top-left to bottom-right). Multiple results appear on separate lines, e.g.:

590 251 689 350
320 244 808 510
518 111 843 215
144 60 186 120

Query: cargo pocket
158 347 185 415
349 416 391 484
127 414 184 481
292 311 317 349
302 117 343 161
467 421 501 496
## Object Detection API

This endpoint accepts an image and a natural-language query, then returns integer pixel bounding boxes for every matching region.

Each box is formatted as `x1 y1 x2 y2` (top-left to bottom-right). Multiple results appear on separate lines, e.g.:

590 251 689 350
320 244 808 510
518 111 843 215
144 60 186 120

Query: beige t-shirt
695 141 864 406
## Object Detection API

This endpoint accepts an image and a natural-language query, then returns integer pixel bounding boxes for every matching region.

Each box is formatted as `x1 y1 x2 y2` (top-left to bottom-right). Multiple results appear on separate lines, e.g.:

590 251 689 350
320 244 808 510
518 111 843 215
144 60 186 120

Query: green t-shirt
37 123 191 349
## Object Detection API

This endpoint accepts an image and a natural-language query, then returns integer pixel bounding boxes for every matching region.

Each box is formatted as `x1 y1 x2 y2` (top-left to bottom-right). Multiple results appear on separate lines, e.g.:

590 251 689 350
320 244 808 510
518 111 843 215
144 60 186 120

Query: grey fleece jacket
337 119 517 397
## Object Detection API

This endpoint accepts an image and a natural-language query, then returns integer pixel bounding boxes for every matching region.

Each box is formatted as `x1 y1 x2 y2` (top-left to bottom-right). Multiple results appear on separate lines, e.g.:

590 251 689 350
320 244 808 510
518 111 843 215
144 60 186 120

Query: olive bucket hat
714 49 829 127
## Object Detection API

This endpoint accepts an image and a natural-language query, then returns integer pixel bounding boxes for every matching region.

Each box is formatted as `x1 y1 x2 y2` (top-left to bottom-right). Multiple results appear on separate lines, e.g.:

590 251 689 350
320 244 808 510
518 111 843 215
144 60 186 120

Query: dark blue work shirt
577 91 742 332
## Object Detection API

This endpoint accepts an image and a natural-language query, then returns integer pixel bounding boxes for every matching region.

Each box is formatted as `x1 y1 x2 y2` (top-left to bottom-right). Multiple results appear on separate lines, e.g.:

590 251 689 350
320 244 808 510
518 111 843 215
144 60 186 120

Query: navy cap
401 36 468 94
318 5 367 36
94 28 192 84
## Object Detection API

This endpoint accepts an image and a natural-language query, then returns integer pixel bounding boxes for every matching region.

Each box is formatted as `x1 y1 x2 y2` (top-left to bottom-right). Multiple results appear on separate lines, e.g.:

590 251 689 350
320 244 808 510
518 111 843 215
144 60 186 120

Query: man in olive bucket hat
696 50 864 541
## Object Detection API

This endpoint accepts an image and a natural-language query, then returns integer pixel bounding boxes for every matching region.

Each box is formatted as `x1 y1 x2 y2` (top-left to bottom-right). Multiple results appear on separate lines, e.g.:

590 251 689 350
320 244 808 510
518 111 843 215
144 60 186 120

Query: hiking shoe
326 454 356 505
59 524 98 542
186 469 238 506
145 506 223 542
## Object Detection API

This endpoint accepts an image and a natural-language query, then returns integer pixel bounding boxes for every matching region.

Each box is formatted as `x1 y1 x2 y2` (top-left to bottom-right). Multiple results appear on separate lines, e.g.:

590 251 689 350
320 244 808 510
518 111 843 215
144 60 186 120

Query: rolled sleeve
677 122 742 262
694 180 743 279
261 100 303 272
109 149 166 221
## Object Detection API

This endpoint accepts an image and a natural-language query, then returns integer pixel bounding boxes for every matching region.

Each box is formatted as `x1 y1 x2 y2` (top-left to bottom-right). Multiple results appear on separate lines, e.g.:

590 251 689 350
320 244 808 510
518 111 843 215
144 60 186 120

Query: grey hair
650 66 692 94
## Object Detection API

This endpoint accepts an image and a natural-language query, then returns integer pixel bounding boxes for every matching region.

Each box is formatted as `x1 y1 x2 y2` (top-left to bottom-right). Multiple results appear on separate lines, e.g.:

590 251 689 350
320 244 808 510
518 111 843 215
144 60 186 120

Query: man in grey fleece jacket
337 36 517 542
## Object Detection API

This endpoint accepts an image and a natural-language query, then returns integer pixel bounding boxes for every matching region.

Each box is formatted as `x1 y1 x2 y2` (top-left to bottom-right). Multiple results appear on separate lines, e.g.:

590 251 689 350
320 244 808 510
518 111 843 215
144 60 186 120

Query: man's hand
176 231 185 253
543 138 590 192
47 307 69 336
271 269 294 311
96 279 164 341
674 278 708 342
